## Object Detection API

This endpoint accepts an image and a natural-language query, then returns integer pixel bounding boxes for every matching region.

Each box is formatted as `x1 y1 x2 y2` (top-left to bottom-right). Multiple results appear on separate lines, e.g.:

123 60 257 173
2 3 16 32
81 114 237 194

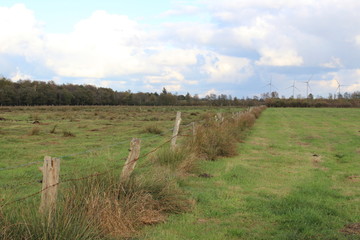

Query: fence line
0 133 184 209
0 127 174 172
1 107 264 210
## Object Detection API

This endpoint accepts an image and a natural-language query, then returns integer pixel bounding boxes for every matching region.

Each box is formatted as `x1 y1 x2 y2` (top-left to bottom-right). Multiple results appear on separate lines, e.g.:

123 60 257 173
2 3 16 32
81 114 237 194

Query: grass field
1 107 359 239
142 108 360 239
0 105 235 202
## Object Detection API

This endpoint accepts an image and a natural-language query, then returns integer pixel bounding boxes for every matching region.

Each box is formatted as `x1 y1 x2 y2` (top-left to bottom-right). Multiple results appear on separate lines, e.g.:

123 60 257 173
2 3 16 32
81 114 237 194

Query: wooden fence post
120 138 141 184
215 113 224 122
191 122 196 140
171 111 182 149
39 156 60 216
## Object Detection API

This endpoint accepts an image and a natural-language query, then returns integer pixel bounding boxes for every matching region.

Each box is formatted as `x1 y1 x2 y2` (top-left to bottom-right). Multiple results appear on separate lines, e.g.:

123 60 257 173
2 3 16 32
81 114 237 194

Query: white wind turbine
304 75 313 98
335 79 348 98
286 80 300 98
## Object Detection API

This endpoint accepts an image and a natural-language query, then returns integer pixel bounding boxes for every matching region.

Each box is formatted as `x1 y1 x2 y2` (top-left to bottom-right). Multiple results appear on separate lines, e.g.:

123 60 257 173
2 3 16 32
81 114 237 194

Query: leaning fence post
120 138 141 184
39 156 60 216
171 111 182 149
191 122 196 140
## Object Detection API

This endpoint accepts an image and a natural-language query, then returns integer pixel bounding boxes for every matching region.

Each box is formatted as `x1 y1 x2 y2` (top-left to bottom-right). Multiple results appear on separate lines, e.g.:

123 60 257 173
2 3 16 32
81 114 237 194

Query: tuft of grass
63 130 75 137
143 125 163 135
49 124 57 134
29 113 41 122
0 167 191 239
190 119 237 161
28 126 41 136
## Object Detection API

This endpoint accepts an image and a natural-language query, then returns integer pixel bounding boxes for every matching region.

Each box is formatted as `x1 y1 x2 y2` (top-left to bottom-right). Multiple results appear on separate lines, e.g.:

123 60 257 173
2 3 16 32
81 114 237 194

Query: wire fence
0 108 255 209
0 127 175 172
0 133 187 209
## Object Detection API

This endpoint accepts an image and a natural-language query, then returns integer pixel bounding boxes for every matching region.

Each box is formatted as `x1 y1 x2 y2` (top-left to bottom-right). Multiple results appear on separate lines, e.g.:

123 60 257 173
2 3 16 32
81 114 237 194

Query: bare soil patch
347 175 360 182
341 223 360 235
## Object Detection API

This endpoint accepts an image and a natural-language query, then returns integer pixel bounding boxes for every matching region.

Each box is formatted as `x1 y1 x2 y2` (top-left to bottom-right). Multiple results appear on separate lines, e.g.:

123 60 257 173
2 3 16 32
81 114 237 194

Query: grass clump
191 120 237 161
150 147 198 174
28 126 41 136
188 106 267 161
63 130 75 137
49 124 57 134
0 166 191 239
143 125 163 135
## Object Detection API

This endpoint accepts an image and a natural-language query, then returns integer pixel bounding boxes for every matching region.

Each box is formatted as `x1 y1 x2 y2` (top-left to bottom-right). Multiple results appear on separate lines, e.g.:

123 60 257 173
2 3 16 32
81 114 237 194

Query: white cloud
0 4 44 61
10 67 32 81
43 10 153 78
355 35 360 45
256 48 303 66
202 53 253 82
149 48 198 67
201 88 218 98
315 69 360 94
145 69 185 84
320 57 344 68
1 2 360 97
161 5 199 17
163 84 182 92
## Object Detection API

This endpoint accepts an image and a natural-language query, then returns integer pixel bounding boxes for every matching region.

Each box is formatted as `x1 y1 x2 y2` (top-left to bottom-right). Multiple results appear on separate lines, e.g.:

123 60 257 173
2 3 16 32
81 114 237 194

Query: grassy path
142 108 360 239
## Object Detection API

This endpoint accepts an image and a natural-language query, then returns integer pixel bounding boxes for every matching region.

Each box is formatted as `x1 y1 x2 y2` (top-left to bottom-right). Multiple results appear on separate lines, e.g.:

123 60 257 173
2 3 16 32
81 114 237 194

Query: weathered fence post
191 122 196 140
171 111 182 149
39 156 60 216
120 138 141 184
215 113 224 123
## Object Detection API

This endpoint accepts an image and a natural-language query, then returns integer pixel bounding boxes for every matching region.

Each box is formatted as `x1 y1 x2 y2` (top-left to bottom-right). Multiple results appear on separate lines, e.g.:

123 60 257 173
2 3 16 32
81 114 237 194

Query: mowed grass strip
142 108 360 240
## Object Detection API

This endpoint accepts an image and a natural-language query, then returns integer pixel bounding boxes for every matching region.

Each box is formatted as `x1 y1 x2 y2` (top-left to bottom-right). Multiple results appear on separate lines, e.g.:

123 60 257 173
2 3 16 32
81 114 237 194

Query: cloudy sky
1 0 360 98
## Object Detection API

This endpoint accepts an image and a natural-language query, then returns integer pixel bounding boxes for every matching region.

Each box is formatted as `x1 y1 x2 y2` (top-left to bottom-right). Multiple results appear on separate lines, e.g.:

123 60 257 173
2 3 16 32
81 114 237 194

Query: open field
0 105 242 202
1 107 359 239
142 108 360 239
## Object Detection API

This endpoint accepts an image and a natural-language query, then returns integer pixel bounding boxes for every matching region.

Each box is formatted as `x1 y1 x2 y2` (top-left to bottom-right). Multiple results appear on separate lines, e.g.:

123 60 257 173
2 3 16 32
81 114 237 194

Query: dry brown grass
28 126 41 136
63 167 191 239
188 106 266 161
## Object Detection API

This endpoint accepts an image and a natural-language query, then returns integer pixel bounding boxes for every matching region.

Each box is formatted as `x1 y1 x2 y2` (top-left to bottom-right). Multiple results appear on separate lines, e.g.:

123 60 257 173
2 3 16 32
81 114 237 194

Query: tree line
0 77 359 107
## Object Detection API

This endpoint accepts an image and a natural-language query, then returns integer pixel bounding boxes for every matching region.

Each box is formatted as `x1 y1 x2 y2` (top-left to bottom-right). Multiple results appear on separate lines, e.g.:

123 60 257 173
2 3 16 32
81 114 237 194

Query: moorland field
0 106 359 239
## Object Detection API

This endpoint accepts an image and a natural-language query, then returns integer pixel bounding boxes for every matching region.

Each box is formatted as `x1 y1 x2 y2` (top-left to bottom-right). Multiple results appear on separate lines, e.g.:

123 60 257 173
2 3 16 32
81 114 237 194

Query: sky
1 0 360 98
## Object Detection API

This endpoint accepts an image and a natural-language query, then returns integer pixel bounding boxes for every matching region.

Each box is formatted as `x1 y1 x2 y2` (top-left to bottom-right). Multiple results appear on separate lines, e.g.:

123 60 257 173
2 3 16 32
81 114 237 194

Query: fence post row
120 138 141 184
39 156 60 216
171 111 182 149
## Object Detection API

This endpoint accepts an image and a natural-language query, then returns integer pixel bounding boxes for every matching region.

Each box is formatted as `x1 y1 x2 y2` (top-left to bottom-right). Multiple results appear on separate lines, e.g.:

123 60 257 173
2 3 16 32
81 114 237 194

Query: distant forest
0 77 359 107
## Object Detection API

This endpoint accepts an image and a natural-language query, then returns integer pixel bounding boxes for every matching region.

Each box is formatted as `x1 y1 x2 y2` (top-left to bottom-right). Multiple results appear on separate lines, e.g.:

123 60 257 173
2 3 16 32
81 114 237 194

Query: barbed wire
0 128 173 172
0 161 43 171
0 115 210 207
0 113 225 173
0 178 42 190
0 133 183 208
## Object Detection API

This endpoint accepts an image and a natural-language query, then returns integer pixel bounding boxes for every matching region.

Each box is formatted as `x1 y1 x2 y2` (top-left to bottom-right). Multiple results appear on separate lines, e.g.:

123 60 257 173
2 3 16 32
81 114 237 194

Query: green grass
0 105 246 239
1 107 359 239
142 108 360 239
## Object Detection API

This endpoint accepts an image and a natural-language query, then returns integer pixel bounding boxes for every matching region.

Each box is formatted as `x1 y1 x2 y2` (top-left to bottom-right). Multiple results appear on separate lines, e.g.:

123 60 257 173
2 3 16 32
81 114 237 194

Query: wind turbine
263 76 278 95
335 79 348 98
304 75 313 98
286 80 300 98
